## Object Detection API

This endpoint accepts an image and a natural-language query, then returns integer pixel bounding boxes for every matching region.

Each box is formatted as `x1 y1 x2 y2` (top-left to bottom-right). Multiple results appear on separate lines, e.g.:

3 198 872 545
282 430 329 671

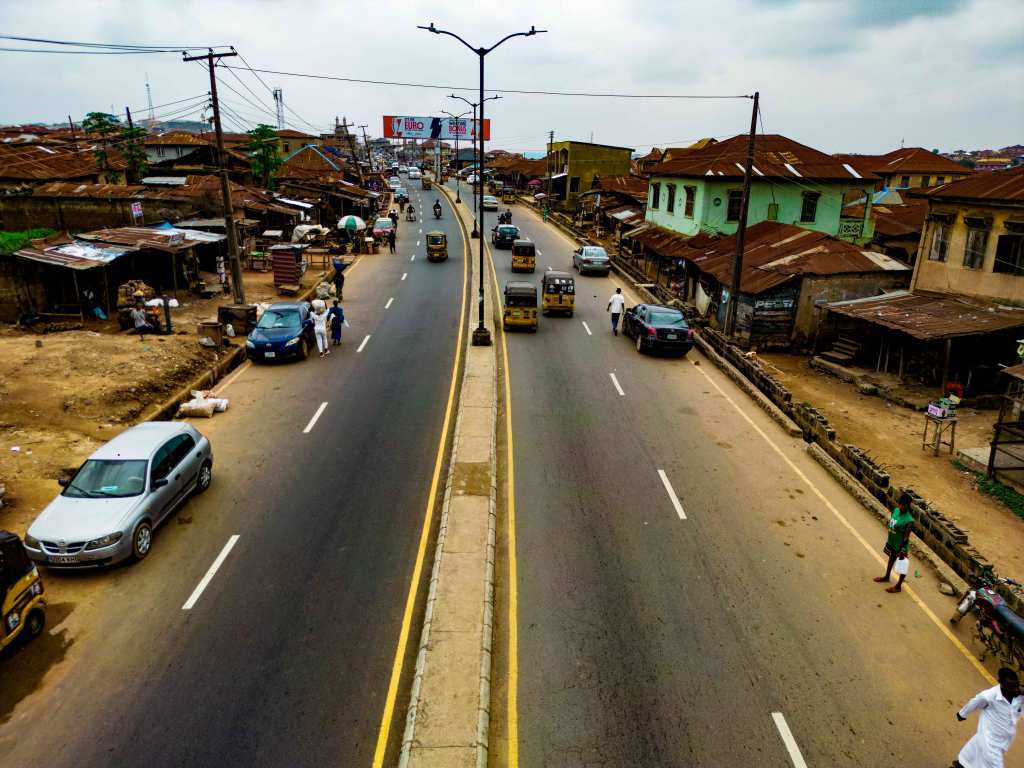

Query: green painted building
644 134 877 244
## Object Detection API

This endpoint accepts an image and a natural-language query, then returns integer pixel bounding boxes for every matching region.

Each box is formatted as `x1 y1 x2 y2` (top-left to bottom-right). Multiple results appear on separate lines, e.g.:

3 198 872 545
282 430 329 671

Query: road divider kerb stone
400 183 499 768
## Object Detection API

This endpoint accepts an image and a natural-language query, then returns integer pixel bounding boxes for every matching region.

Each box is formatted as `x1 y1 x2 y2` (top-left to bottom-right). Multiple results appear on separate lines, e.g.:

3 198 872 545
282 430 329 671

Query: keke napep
503 281 538 332
511 239 536 273
542 269 575 316
0 530 45 651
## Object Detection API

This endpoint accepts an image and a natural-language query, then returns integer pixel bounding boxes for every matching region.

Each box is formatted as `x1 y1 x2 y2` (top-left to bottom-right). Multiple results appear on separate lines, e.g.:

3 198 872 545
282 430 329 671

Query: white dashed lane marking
385 297 394 309
357 334 371 353
609 372 625 396
657 469 687 520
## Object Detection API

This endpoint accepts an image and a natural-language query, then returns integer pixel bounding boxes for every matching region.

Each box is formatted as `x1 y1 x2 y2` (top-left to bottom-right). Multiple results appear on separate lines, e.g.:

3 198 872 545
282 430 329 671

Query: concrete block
413 630 483 747
432 553 487 634
407 746 477 768
461 379 493 408
457 435 492 464
459 405 493 440
452 462 491 497
444 495 489 554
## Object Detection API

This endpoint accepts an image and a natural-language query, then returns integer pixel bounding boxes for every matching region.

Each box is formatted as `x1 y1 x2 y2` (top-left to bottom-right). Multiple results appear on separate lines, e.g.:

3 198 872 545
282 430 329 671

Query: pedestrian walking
873 491 914 593
333 267 345 301
387 229 396 254
328 299 345 346
389 209 399 229
607 287 626 336
310 300 330 357
952 667 1023 768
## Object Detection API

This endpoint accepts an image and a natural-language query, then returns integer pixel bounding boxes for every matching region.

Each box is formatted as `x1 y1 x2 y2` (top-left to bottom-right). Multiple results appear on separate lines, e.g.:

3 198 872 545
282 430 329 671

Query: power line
234 52 324 134
0 35 228 51
0 47 189 55
221 64 753 100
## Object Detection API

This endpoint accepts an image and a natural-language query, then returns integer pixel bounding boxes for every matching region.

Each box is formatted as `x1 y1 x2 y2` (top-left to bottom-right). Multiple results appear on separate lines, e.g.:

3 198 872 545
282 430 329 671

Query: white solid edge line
657 469 687 520
182 535 240 610
385 297 395 309
302 401 329 434
357 334 371 353
609 372 625 397
581 320 592 336
771 713 808 768
401 272 408 281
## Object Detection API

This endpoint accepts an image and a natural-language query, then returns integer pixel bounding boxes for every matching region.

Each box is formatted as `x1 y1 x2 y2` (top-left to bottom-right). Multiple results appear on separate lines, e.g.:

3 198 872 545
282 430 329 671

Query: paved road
483 196 1012 767
0 180 466 767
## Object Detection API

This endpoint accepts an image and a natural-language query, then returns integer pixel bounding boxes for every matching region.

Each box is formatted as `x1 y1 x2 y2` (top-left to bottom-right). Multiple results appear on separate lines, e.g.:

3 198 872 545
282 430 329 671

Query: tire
568 311 574 317
298 339 309 360
635 335 645 354
132 521 153 561
194 460 213 494
21 608 44 644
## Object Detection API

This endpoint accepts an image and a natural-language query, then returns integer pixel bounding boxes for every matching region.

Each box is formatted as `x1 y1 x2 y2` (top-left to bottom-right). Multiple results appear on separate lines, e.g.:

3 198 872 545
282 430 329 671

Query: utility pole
125 106 134 132
273 88 285 130
546 130 554 200
68 115 75 139
724 91 759 338
341 117 363 185
359 125 370 171
183 48 245 304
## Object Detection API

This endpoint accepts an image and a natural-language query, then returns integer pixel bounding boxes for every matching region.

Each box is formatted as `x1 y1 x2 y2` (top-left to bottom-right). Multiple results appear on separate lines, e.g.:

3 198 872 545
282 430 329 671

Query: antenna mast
273 88 285 130
145 74 155 123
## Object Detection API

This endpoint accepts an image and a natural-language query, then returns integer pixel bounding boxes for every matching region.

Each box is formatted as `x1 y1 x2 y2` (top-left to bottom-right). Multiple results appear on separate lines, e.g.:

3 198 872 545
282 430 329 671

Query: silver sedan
24 422 213 568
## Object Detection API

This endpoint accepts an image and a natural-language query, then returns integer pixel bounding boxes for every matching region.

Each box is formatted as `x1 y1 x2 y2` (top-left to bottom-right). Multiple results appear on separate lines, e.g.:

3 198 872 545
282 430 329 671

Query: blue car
246 302 315 362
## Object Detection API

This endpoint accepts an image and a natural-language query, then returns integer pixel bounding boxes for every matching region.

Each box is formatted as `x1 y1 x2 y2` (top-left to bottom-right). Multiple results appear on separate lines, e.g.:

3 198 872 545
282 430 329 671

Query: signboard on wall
383 116 490 141
130 201 143 219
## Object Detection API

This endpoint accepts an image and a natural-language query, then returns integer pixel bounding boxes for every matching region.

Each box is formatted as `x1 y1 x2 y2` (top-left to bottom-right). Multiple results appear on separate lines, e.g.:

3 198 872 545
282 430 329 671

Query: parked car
491 224 520 248
408 168 422 180
24 422 213 568
621 304 694 356
482 195 499 211
573 245 611 276
246 301 315 362
373 217 396 239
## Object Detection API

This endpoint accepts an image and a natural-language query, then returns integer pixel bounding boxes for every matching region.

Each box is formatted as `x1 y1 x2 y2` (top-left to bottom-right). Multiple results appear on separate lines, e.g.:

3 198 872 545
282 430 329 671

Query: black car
622 304 694 356
491 224 520 249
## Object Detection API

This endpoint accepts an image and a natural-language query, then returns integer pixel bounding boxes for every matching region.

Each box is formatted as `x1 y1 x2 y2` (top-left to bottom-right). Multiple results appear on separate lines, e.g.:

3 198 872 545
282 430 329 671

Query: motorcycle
951 571 1024 668
433 206 442 220
406 209 416 222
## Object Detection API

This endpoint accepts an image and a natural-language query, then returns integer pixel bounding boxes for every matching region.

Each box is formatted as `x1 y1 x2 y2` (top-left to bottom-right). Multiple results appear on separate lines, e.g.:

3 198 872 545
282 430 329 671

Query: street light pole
425 23 545 347
449 94 499 222
442 109 470 204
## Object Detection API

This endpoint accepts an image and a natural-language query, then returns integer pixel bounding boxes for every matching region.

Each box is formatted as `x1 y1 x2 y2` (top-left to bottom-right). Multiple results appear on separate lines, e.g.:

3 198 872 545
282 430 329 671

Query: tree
82 112 119 175
932 148 940 154
248 124 283 190
958 158 976 169
122 125 148 184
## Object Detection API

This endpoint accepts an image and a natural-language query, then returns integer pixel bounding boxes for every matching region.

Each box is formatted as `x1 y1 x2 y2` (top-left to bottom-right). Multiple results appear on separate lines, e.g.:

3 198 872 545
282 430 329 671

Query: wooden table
922 413 957 456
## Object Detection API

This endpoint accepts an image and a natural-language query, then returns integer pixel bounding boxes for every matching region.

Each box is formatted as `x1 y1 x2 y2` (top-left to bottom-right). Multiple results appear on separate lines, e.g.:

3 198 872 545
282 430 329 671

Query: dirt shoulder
761 353 1024 579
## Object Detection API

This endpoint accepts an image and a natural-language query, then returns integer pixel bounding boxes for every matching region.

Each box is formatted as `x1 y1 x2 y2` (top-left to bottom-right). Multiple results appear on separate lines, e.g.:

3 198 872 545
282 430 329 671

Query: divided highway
0 183 467 767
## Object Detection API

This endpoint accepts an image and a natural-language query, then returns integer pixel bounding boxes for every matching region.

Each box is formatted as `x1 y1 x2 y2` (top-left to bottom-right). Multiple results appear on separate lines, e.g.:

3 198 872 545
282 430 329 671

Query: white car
482 195 499 211
408 168 422 180
398 165 409 174
24 422 213 568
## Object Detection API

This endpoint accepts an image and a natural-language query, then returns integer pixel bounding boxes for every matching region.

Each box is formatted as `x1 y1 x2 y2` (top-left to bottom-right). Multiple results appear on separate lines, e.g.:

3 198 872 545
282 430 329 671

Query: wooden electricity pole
724 91 759 338
183 48 245 304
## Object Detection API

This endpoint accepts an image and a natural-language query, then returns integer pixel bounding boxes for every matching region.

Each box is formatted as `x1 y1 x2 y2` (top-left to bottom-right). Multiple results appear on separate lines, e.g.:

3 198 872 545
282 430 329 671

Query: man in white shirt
607 288 626 336
954 667 1023 768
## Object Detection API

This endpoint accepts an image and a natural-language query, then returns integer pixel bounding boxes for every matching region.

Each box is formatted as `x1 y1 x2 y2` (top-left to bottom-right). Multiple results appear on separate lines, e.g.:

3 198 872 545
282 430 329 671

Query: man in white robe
954 668 1023 768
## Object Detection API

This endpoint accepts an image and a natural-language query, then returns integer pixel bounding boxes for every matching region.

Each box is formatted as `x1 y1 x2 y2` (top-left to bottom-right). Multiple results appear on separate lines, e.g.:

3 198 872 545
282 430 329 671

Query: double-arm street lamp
421 22 546 347
441 108 470 204
448 93 501 219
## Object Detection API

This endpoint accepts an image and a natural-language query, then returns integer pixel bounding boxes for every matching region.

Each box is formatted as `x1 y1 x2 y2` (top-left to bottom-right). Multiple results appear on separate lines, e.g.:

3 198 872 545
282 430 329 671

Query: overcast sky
1 0 1020 155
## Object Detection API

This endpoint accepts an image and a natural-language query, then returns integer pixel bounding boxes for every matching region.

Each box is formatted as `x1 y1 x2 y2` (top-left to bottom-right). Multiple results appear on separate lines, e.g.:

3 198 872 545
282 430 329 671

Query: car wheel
635 335 645 354
195 460 213 494
568 311 574 317
132 521 153 561
21 608 44 644
298 339 309 360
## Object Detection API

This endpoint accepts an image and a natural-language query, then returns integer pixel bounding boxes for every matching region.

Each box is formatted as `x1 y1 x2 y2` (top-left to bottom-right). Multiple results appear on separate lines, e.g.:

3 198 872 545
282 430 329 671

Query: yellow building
911 166 1024 305
546 140 633 211
835 147 972 190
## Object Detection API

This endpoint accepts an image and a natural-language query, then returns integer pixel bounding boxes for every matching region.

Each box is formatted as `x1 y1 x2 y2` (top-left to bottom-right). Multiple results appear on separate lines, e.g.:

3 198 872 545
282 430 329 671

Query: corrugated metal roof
649 134 877 182
0 142 127 180
834 147 971 177
77 226 220 251
826 291 1024 340
15 234 134 270
909 165 1024 204
843 199 928 238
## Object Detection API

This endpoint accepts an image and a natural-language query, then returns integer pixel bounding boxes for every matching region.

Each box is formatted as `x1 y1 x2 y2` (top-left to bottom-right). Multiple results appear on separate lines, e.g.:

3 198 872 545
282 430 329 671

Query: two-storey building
834 147 972 191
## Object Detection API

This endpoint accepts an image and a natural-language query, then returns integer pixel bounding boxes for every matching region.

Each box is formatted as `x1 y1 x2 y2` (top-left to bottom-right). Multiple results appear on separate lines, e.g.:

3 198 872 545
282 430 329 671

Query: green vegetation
952 459 1024 520
82 112 120 175
0 228 57 255
248 124 283 190
122 125 148 184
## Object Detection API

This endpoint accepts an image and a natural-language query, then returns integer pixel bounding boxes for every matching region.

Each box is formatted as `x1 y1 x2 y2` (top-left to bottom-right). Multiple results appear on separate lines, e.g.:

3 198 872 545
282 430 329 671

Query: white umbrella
338 215 366 231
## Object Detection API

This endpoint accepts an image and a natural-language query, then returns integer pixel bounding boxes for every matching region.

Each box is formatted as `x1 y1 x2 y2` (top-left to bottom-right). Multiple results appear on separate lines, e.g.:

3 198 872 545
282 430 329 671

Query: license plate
512 311 522 318
666 333 678 340
49 554 80 564
264 351 276 358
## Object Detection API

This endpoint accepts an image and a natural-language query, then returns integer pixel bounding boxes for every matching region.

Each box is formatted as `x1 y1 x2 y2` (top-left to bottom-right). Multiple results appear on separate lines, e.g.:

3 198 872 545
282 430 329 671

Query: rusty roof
279 145 346 178
76 226 218 252
144 131 211 147
276 129 317 140
826 291 1024 340
907 165 1024 205
843 199 928 238
593 175 649 201
650 134 876 183
834 147 971 177
0 142 127 180
1002 363 1024 381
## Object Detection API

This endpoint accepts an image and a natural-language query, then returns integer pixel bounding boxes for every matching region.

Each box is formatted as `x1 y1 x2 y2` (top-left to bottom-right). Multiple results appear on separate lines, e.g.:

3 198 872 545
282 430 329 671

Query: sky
0 0 1021 155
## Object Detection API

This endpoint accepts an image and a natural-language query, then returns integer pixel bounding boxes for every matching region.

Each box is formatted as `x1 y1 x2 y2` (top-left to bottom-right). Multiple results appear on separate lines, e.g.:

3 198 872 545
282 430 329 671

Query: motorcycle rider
407 204 416 221
433 199 442 219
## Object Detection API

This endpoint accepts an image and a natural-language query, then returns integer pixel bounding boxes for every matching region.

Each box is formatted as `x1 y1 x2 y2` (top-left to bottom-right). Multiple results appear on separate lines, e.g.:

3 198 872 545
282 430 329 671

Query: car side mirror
152 477 169 489
57 477 69 487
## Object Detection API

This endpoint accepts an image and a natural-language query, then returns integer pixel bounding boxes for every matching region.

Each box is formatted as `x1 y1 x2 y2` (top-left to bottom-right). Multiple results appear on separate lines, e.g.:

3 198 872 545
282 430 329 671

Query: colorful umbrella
338 215 366 231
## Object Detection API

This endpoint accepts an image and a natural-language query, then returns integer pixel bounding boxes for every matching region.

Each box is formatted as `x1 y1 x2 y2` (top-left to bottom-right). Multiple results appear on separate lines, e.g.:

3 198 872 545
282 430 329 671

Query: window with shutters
994 234 1024 276
900 175 910 187
650 183 661 210
928 223 950 262
963 229 988 269
920 175 930 187
800 192 820 223
666 184 676 213
726 190 743 222
684 186 696 218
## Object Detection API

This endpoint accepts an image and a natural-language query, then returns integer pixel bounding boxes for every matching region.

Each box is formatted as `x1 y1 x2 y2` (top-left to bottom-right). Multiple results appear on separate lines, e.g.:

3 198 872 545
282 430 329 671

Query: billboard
383 115 490 142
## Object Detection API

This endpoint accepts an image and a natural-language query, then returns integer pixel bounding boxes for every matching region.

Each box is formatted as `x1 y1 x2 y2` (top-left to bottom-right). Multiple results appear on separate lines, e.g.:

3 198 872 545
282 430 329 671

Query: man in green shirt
874 492 913 593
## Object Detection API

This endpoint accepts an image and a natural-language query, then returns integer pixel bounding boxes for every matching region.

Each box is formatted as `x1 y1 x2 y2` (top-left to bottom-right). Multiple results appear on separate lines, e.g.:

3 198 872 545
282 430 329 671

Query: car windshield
649 309 687 327
258 309 301 330
583 247 609 259
375 219 393 229
64 459 148 498
500 227 518 235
